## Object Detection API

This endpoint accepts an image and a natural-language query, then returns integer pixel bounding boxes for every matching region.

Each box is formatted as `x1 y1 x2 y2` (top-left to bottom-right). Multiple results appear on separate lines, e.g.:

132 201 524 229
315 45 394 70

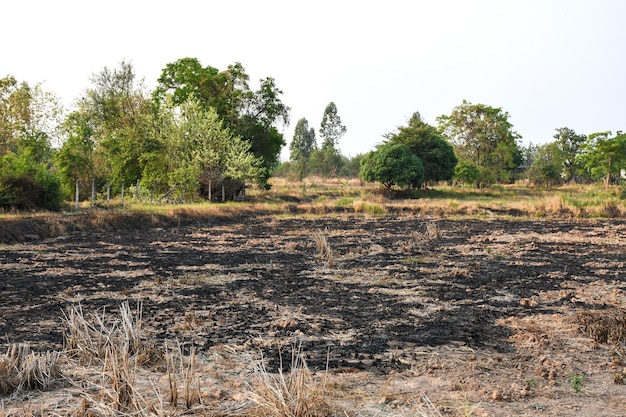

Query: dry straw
245 352 332 417
312 230 334 268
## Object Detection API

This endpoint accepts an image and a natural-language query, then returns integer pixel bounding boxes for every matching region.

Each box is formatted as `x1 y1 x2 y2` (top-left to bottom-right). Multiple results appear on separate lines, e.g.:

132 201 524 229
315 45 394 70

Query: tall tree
386 112 457 184
578 131 626 189
81 60 158 191
289 118 317 180
319 102 346 149
55 110 96 197
553 127 586 182
437 100 522 186
155 59 290 188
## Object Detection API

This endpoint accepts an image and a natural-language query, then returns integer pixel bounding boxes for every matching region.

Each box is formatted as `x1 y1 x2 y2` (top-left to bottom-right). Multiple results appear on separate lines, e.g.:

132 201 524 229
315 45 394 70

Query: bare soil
1 213 626 415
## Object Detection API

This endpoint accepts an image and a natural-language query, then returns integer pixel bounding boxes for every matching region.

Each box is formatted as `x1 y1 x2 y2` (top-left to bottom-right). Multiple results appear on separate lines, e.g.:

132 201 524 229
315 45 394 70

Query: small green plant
526 379 538 389
567 372 584 393
531 403 546 411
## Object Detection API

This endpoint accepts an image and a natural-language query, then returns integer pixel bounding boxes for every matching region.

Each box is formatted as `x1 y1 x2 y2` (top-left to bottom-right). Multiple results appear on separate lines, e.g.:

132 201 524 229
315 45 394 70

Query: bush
0 155 63 211
360 142 424 190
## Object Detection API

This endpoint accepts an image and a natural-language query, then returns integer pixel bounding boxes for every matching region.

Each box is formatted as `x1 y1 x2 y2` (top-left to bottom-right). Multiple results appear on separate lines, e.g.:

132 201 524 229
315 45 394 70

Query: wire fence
73 178 245 209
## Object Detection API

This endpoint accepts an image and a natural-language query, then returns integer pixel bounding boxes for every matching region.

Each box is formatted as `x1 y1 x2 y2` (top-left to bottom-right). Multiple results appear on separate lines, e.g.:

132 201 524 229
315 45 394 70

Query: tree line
287 99 626 192
1 59 625 211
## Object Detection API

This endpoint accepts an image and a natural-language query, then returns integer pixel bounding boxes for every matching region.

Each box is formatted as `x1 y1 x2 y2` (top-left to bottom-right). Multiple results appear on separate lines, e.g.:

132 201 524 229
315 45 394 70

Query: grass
312 230 335 268
2 180 625 245
246 351 332 417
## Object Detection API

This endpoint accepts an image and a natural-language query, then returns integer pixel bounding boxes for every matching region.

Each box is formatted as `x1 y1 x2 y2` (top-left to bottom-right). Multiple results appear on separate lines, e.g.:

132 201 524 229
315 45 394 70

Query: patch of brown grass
576 308 626 344
244 352 333 417
0 344 62 395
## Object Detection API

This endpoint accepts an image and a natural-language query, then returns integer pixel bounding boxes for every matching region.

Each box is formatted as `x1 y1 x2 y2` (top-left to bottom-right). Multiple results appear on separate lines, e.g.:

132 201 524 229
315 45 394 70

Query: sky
3 0 625 160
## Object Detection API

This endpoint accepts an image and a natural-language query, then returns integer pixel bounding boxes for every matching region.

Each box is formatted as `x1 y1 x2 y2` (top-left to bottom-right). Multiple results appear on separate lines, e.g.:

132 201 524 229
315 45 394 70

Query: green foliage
567 373 584 393
438 100 522 186
55 111 96 197
309 146 345 178
289 118 317 180
578 131 626 189
360 142 424 190
527 142 564 188
0 153 62 211
154 59 290 188
81 60 160 192
341 154 364 178
165 98 262 197
387 112 457 183
319 102 346 149
454 159 480 186
553 127 587 182
0 75 63 210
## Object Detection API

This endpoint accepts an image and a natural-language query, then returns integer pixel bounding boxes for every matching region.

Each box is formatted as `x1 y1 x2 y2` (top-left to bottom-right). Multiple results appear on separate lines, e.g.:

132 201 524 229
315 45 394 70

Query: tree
360 142 424 190
289 118 317 180
319 102 346 149
453 159 480 187
81 60 159 192
155 59 290 188
309 146 344 178
526 142 563 188
553 127 586 182
0 76 63 210
165 98 262 198
54 110 96 197
386 112 457 184
437 100 522 186
578 131 626 189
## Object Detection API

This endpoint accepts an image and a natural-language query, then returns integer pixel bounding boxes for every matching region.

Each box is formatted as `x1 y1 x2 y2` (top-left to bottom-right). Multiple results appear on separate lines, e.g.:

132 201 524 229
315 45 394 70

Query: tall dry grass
245 352 332 417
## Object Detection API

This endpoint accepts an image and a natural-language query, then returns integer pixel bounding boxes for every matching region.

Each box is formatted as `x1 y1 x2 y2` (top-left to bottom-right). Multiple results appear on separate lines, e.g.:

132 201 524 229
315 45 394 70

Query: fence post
121 179 125 207
221 183 225 202
135 179 140 200
182 181 186 203
75 179 80 210
107 181 111 204
208 180 212 202
91 178 95 207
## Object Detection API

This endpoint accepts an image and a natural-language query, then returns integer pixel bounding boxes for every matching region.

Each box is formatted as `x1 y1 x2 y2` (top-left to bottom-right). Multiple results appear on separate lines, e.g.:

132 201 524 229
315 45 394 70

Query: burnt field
1 213 626 416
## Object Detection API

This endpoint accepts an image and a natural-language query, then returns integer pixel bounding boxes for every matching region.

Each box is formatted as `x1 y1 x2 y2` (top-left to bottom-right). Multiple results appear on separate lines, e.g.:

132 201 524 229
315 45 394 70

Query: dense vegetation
1 61 625 211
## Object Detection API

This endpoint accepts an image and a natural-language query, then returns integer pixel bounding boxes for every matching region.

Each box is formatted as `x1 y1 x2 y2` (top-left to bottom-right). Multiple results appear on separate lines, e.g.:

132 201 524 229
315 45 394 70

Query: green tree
578 131 626 189
437 100 522 186
386 112 457 184
0 76 63 210
54 110 96 197
342 153 364 178
165 98 262 198
155 59 290 188
527 142 563 188
153 57 222 109
453 159 480 187
81 60 159 192
319 102 346 149
360 142 424 190
553 127 586 182
289 117 317 180
309 146 344 178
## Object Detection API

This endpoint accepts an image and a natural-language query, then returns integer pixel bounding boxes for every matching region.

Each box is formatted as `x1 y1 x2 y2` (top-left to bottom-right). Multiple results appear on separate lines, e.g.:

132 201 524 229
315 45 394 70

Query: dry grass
312 230 334 268
576 308 626 344
63 301 157 367
0 344 62 395
245 352 333 417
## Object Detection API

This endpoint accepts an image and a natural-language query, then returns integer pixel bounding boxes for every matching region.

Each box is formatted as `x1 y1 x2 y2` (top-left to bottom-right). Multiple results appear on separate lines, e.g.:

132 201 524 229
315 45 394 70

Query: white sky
3 0 625 159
